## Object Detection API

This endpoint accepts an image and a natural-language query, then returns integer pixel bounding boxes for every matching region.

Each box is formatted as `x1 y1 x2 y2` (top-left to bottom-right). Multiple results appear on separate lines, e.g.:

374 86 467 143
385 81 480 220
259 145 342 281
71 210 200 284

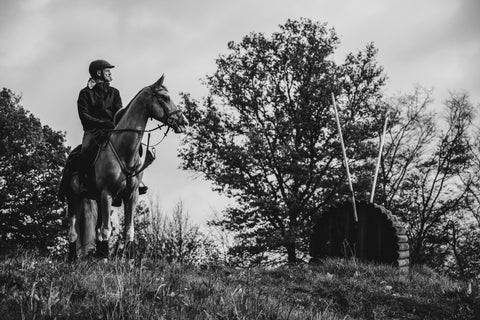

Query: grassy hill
0 252 478 319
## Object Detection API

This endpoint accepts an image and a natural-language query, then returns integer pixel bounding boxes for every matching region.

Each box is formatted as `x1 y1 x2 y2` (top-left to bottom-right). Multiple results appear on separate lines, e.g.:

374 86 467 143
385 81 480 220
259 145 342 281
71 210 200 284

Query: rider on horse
61 69 187 260
77 59 148 196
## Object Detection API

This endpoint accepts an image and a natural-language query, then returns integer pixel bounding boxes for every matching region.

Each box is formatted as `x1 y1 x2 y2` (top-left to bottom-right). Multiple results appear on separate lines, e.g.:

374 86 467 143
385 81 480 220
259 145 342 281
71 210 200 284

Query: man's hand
103 121 115 130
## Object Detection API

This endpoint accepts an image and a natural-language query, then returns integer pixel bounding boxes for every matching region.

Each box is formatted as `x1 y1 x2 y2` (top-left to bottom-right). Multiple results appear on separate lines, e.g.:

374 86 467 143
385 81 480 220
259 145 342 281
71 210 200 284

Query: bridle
148 85 183 129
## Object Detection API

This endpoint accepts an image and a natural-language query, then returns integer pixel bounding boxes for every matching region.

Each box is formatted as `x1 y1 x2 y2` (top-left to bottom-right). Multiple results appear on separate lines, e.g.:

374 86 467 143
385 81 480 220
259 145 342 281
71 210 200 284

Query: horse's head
148 75 188 133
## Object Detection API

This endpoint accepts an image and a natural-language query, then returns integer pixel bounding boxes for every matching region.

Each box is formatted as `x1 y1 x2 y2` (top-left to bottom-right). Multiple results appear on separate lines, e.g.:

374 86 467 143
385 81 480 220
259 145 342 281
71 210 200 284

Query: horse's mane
114 107 128 125
114 87 146 125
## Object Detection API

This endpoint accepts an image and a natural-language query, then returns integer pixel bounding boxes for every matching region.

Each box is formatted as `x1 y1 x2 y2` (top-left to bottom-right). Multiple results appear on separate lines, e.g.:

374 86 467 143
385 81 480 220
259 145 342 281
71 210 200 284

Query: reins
106 126 164 134
101 123 171 148
143 125 171 148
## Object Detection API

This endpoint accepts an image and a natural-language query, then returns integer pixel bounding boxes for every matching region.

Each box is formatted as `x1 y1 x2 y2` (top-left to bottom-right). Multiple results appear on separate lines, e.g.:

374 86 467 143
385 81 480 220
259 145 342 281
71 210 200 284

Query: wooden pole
370 112 389 203
331 93 358 222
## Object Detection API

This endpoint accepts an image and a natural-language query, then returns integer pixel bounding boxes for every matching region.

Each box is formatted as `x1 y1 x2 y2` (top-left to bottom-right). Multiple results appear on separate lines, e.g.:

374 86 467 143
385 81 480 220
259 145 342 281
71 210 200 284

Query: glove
91 128 103 139
103 121 115 130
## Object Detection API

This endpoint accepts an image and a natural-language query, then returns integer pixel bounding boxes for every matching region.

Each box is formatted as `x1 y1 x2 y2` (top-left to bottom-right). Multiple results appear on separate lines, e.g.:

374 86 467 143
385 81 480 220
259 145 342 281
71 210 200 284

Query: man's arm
77 90 111 129
113 88 123 113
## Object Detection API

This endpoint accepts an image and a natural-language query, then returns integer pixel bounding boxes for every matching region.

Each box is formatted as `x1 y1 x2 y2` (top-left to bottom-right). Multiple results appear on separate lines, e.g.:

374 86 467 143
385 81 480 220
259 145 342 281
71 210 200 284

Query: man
77 59 147 195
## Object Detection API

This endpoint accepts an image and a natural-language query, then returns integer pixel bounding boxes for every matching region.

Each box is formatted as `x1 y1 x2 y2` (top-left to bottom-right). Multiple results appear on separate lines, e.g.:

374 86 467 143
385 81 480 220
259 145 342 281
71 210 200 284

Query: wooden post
331 93 358 222
370 112 389 203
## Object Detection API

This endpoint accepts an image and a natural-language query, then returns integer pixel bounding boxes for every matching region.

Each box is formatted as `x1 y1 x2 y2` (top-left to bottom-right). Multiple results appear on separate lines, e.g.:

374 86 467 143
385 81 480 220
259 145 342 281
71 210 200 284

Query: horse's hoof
95 240 109 259
125 241 135 260
68 242 77 262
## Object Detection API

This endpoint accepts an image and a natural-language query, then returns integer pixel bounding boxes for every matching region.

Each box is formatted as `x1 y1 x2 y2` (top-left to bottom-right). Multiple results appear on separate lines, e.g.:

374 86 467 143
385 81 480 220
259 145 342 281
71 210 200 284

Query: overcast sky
1 0 479 224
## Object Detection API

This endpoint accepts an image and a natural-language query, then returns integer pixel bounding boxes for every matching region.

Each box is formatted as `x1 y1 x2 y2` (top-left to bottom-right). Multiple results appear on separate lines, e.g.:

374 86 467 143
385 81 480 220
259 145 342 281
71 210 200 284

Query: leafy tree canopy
0 88 68 254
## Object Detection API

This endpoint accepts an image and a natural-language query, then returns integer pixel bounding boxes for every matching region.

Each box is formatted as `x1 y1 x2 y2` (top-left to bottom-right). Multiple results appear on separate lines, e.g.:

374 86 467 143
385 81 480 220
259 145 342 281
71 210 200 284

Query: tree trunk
410 238 423 264
286 242 297 264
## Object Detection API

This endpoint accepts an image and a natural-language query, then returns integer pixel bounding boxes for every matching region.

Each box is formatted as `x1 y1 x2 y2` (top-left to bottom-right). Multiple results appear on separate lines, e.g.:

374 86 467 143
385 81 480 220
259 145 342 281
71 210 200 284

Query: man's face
102 68 113 82
97 68 113 82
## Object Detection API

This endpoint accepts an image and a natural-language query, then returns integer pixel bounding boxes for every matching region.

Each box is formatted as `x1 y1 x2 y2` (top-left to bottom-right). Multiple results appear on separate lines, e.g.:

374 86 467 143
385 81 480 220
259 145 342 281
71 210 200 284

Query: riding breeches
80 130 104 168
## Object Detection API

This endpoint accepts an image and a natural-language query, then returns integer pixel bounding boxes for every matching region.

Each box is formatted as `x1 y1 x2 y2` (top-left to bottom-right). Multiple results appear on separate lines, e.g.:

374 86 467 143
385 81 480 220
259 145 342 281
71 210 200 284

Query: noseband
149 86 183 128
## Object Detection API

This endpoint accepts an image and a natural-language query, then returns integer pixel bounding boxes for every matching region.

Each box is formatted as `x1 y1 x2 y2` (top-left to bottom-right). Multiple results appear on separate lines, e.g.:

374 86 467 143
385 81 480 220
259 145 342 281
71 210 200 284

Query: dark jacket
77 82 123 131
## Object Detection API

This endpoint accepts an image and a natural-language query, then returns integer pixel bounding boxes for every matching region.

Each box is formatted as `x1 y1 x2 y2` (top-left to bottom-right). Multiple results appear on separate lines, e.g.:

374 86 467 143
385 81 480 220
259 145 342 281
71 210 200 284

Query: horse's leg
67 197 79 262
94 202 103 257
78 198 98 257
123 190 139 260
97 191 113 259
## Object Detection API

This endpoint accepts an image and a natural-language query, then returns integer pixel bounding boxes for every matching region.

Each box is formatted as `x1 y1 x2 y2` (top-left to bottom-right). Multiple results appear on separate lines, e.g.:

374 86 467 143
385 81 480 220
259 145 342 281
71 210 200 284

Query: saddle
57 144 95 202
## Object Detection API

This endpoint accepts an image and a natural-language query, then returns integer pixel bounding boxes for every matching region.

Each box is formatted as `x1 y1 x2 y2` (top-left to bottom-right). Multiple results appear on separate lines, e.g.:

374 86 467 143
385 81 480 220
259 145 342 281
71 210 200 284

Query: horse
64 75 188 260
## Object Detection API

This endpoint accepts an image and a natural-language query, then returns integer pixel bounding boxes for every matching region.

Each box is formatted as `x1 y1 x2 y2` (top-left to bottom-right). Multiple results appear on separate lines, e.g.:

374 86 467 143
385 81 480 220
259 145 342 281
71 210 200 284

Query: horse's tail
58 167 70 202
59 145 83 201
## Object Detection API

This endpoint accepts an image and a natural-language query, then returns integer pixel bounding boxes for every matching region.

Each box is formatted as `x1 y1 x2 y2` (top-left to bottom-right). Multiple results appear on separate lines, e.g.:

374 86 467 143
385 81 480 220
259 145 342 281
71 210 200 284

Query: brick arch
310 201 409 272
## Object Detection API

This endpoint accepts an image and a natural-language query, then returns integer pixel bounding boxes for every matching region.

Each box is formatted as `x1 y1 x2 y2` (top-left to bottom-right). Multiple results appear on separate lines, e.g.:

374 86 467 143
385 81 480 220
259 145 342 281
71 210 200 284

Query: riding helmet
89 59 115 78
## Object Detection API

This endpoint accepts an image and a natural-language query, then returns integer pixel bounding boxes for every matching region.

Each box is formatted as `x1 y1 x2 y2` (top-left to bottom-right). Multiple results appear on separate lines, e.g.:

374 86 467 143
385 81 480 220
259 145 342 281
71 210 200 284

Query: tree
465 113 480 226
446 215 480 278
0 88 68 254
375 89 476 266
448 102 480 277
179 19 387 264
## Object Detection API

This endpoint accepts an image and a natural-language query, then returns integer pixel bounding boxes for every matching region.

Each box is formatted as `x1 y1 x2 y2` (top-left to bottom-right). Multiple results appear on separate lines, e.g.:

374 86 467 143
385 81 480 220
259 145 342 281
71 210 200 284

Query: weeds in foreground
0 251 478 319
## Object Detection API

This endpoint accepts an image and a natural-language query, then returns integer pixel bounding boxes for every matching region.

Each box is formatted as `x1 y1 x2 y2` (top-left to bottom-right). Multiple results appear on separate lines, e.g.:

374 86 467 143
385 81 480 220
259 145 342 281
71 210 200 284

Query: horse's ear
154 74 165 88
